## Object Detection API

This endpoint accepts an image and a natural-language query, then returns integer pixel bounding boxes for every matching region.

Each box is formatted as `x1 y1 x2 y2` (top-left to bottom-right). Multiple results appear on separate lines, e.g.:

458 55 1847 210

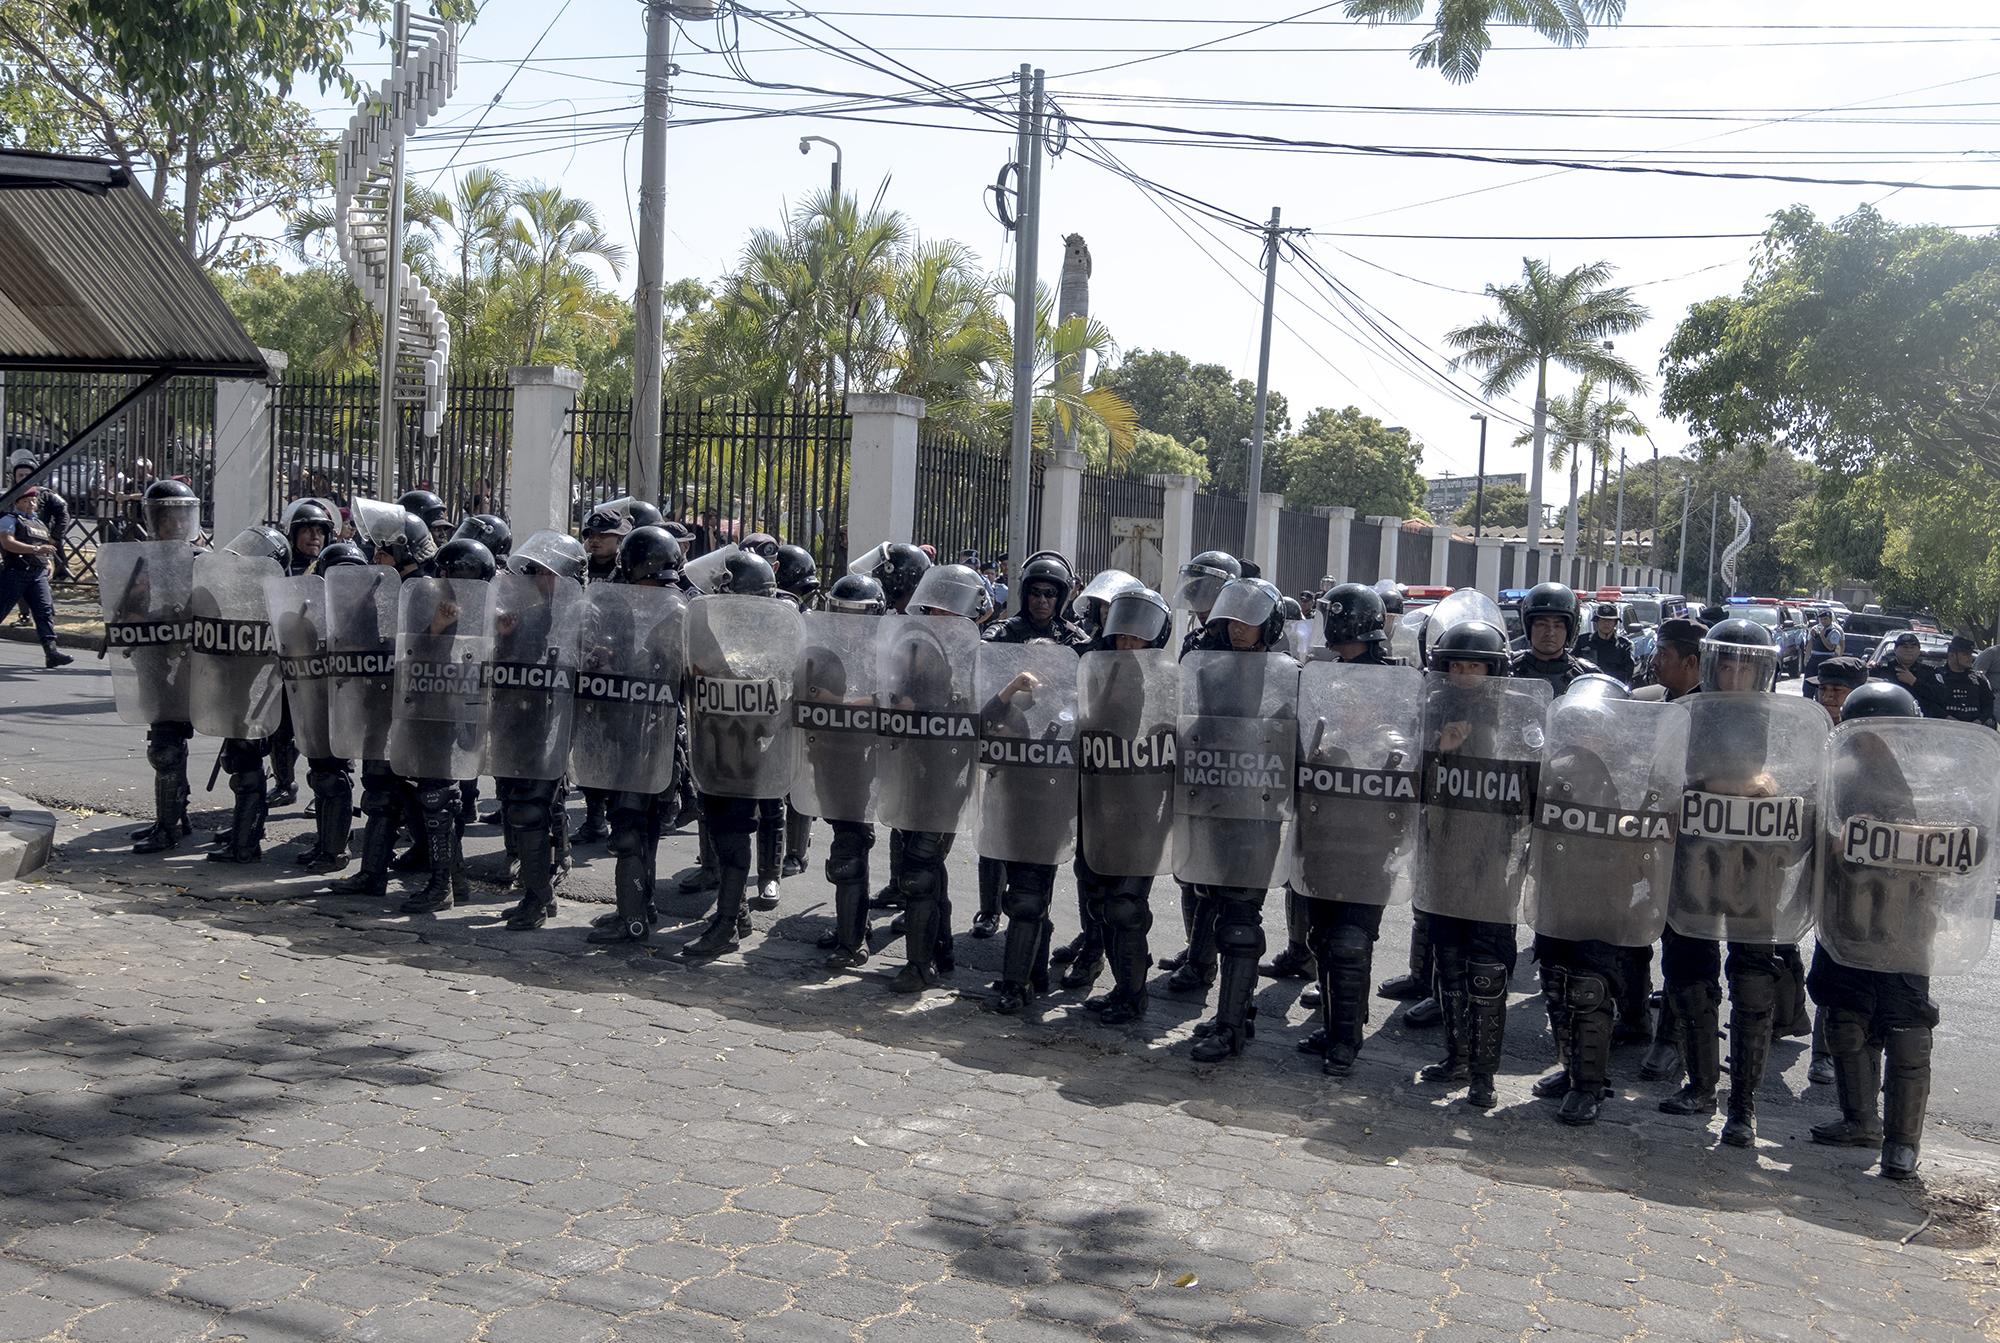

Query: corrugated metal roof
0 151 269 380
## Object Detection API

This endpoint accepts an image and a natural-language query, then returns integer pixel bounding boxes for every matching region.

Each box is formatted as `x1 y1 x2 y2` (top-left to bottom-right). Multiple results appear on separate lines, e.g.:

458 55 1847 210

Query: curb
0 616 100 652
0 789 58 880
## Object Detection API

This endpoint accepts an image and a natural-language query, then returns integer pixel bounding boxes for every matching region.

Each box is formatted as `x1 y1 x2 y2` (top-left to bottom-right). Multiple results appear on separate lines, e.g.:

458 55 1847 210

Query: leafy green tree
1268 406 1426 517
1446 258 1649 555
213 263 375 377
1094 349 1288 494
1453 481 1531 528
1342 0 1627 83
1078 425 1212 486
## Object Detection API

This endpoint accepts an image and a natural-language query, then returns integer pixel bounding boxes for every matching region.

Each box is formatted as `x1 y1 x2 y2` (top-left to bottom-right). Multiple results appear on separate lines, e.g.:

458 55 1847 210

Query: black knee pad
1001 884 1052 922
713 829 752 869
145 726 190 773
606 816 648 858
219 738 265 773
826 823 873 882
1326 923 1372 970
1468 956 1509 1001
1217 917 1265 956
1566 971 1608 1013
1103 892 1152 934
1540 960 1570 999
306 760 349 793
701 794 761 836
417 783 457 818
504 800 547 833
1727 960 1781 1014
900 830 950 866
358 781 396 818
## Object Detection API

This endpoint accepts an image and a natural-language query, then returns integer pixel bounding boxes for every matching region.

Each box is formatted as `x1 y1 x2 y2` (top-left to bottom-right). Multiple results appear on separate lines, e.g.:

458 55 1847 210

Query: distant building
1424 472 1524 521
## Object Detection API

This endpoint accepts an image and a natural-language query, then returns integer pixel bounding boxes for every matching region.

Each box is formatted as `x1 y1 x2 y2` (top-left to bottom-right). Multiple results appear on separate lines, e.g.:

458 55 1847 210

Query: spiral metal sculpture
336 8 458 438
1719 495 1752 596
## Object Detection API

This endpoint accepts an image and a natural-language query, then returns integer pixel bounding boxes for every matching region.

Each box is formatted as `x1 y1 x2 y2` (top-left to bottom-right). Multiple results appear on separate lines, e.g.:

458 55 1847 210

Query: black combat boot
1659 982 1721 1117
296 765 352 872
1532 964 1572 1100
873 829 906 911
1421 945 1472 1085
1191 936 1259 1063
1720 967 1777 1148
267 739 299 808
824 878 871 970
1879 1025 1931 1181
970 856 1002 938
326 804 395 898
571 788 610 845
505 820 559 931
684 863 747 958
1465 956 1509 1110
1319 929 1372 1077
400 791 460 914
1166 893 1219 994
1558 971 1615 1126
205 766 267 865
1156 887 1198 972
752 821 783 910
1378 910 1431 1000
133 766 191 854
1096 915 1152 1025
1614 950 1654 1046
1810 1008 1884 1148
678 820 720 894
1260 891 1315 979
890 893 939 993
782 805 811 877
1639 991 1681 1082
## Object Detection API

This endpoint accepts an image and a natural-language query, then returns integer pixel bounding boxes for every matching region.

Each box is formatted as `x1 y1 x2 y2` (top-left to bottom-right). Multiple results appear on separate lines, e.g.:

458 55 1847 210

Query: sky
322 1 2000 492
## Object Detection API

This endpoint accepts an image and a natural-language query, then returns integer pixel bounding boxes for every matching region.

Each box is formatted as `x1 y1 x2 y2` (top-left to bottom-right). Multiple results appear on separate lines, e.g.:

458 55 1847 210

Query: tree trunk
1525 360 1548 556
179 154 203 257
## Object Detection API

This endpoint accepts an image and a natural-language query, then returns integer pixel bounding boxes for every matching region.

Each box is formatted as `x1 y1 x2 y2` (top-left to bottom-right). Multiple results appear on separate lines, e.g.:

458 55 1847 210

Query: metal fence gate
270 379 512 521
913 429 1042 568
1275 508 1329 596
1078 469 1164 581
1395 527 1433 587
1190 492 1247 560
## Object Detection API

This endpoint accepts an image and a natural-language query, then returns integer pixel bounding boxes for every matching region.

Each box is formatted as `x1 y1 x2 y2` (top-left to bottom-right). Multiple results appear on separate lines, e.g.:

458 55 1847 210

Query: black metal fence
3 371 217 585
269 379 512 520
1348 517 1380 584
1190 492 1247 559
1395 527 1433 587
1275 508 1328 596
914 428 1042 567
1448 537 1478 588
1077 469 1164 580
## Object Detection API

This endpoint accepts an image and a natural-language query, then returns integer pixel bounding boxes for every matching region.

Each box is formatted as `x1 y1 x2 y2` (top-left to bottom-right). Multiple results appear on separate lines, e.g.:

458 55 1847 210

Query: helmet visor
1081 568 1142 606
1206 578 1277 631
1101 592 1170 645
908 564 988 619
350 497 406 553
221 527 286 565
1173 571 1226 613
143 495 200 543
846 542 890 579
681 542 739 594
1699 639 1778 693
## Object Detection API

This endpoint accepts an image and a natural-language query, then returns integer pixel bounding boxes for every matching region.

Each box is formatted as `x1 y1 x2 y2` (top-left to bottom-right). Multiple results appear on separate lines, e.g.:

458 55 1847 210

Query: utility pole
1005 65 1044 616
375 0 410 502
629 0 673 505
1470 413 1489 538
1242 206 1284 563
1705 490 1719 606
1612 441 1627 576
800 135 842 200
1676 481 1691 590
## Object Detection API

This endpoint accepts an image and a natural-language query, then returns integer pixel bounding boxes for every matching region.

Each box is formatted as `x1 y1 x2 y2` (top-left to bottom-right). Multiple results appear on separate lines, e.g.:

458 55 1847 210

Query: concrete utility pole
1242 206 1283 562
1005 65 1045 617
1676 480 1691 590
1612 441 1627 576
1706 490 1719 606
1470 413 1489 538
629 0 675 505
375 0 410 501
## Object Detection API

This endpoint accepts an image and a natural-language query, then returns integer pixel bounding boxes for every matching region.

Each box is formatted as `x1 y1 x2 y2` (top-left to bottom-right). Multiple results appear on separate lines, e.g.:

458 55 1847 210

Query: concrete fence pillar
843 392 926 559
1046 449 1085 567
1428 525 1452 587
1317 505 1353 586
1475 537 1504 596
211 348 287 537
1367 516 1401 586
507 365 583 538
1255 492 1283 580
1152 473 1199 644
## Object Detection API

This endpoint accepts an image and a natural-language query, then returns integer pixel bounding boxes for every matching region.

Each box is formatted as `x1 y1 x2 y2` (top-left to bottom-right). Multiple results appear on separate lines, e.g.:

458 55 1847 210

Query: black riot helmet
141 477 200 542
872 541 932 606
719 551 778 597
1017 552 1074 603
453 513 512 558
1320 582 1387 646
1837 680 1920 721
1430 619 1512 675
1522 581 1581 640
436 538 497 582
352 496 436 567
741 531 782 560
507 530 588 584
1174 550 1242 615
825 573 887 615
313 540 367 573
1097 588 1172 649
582 496 660 538
1278 596 1304 623
614 525 684 586
1373 579 1407 615
398 489 448 527
222 525 289 565
773 543 821 605
1566 672 1632 704
1700 616 1778 693
1206 577 1286 649
284 499 335 551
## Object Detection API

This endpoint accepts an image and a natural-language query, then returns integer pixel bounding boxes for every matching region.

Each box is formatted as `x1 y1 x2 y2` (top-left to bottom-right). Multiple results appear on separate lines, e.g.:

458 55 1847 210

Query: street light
798 135 842 200
1469 412 1489 539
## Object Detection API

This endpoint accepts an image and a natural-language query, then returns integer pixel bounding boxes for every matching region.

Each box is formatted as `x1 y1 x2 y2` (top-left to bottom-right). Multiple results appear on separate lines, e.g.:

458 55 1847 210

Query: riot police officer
573 498 665 843
1574 602 1637 684
1511 582 1601 691
198 525 291 865
803 573 890 968
1931 635 1994 725
773 542 823 877
265 499 338 807
399 488 454 551
857 541 932 909
125 479 203 853
291 541 366 872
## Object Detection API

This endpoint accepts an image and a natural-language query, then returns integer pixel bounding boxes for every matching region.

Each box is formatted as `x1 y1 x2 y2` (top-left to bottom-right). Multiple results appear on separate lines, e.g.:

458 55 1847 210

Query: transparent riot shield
569 583 684 794
1526 697 1689 945
1413 674 1553 924
1079 650 1179 878
791 610 882 823
189 550 284 739
482 570 582 781
1293 660 1423 906
1667 692 1826 944
1417 588 1505 667
1173 650 1300 889
1388 607 1430 669
389 576 491 781
1816 718 2000 977
875 612 982 834
97 540 194 725
325 566 401 762
264 574 335 760
975 642 1082 866
684 594 801 799
681 542 740 595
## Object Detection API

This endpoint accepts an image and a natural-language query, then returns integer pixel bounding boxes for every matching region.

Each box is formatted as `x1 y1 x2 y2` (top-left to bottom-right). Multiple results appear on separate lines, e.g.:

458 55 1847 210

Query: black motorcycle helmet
1174 549 1242 614
1206 577 1287 650
1700 615 1778 693
141 477 200 542
1098 588 1173 649
285 499 335 552
1320 582 1387 646
222 525 289 566
508 530 589 584
1017 552 1074 604
1522 581 1581 640
313 540 367 573
1838 680 1920 721
1430 619 1512 674
436 538 497 582
581 497 660 538
614 525 685 586
741 532 782 561
398 513 439 567
825 573 887 615
1373 579 1407 615
398 489 448 528
453 513 512 558
773 543 821 605
872 541 932 606
719 551 778 597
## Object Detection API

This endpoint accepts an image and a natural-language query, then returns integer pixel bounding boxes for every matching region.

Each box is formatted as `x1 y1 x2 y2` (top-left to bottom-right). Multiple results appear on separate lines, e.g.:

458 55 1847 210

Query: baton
206 745 225 793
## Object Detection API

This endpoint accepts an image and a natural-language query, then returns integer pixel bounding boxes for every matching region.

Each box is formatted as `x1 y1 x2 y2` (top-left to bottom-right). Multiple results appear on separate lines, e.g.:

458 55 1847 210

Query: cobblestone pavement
2 826 1998 1343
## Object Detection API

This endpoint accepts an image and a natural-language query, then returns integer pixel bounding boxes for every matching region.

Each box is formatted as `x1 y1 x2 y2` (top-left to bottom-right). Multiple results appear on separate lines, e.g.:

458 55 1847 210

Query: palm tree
1343 0 1627 83
973 280 1137 462
1527 378 1645 559
1446 258 1648 556
436 167 515 375
505 183 628 364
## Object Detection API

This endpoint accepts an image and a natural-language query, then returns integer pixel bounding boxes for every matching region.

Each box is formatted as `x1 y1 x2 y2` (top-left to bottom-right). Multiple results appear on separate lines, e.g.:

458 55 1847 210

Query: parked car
1724 599 1808 677
1838 611 1913 658
1864 631 1950 674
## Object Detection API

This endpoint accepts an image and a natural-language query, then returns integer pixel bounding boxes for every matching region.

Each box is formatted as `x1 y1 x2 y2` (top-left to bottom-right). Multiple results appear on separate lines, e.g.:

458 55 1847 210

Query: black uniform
888 624 975 991
1573 630 1636 684
1929 666 1995 726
